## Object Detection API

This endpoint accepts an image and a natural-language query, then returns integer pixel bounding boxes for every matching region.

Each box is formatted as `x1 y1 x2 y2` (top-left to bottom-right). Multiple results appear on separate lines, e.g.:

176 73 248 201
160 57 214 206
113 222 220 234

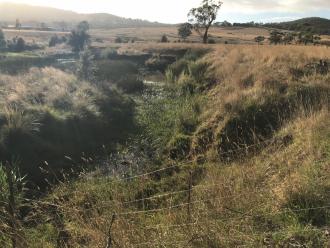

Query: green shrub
165 68 176 83
167 59 190 79
188 61 209 84
183 48 209 61
115 37 123 43
177 72 196 94
161 35 169 43
167 133 191 160
0 68 137 186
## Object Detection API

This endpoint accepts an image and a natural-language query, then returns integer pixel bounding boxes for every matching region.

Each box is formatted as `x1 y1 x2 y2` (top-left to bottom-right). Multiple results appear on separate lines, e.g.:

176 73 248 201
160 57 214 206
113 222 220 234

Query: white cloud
0 0 329 23
224 0 330 13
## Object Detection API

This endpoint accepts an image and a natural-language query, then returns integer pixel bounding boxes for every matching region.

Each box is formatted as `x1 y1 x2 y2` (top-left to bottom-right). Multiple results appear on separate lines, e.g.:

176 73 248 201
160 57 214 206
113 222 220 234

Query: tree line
255 31 322 45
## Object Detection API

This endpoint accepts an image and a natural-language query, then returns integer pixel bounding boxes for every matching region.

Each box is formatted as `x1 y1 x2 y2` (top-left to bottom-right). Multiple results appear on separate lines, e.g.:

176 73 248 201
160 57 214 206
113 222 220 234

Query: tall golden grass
11 44 330 247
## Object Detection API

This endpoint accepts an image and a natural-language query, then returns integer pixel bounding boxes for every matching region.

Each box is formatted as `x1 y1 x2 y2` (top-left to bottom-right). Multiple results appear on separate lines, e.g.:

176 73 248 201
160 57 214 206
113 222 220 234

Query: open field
4 26 272 45
3 29 69 43
90 26 271 44
4 26 330 51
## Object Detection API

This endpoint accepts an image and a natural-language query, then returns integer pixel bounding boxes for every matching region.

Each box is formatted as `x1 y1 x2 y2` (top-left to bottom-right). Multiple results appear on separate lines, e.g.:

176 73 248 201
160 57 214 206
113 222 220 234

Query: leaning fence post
5 162 17 248
105 213 116 248
187 171 193 222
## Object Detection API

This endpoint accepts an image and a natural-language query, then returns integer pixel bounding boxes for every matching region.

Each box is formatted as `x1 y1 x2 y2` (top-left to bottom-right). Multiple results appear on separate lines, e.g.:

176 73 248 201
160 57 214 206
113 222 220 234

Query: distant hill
265 17 330 35
0 3 167 30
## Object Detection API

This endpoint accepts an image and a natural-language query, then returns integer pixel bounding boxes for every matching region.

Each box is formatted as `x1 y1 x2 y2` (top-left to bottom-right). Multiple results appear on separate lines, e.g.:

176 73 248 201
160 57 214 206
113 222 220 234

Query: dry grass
204 44 330 118
90 26 271 46
3 29 69 44
29 109 328 247
4 26 330 51
18 44 330 247
0 67 101 116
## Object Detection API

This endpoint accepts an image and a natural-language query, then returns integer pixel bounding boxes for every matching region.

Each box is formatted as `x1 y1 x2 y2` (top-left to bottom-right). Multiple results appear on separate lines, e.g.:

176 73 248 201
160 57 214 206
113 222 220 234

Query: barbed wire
98 127 323 183
1 125 328 246
131 223 330 247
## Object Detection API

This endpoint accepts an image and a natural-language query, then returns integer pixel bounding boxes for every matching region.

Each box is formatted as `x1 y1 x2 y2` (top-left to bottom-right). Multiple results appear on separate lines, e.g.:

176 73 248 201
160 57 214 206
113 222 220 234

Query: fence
1 128 329 247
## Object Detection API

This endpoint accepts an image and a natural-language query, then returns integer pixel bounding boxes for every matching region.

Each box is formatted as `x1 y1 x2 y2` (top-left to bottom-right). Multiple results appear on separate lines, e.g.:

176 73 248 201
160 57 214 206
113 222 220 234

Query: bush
161 35 169 43
167 133 191 160
115 37 123 43
116 76 144 94
183 49 209 61
167 59 190 79
7 37 25 52
49 35 66 47
0 68 137 186
164 51 210 86
177 72 196 94
0 29 6 51
188 61 209 83
165 68 176 83
208 38 216 44
68 21 91 52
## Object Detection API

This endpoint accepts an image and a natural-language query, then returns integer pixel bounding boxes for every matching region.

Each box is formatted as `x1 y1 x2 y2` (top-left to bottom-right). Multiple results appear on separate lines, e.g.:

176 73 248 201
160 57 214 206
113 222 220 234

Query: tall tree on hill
0 29 6 50
68 21 91 53
188 0 223 44
15 19 21 30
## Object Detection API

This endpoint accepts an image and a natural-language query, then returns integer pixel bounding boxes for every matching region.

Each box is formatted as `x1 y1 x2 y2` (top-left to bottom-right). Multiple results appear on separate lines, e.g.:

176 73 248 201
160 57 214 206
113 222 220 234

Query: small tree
161 34 169 43
298 32 317 45
178 23 193 40
68 21 91 53
14 37 25 52
313 35 321 44
49 35 59 47
220 20 232 27
77 21 89 33
282 33 294 44
77 49 96 82
0 29 6 50
188 0 223 44
269 30 283 45
15 19 21 29
254 36 265 44
115 37 123 43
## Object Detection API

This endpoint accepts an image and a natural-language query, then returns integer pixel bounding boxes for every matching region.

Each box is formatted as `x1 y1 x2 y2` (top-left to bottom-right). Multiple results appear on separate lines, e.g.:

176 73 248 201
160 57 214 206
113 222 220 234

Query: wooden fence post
5 162 17 248
187 171 193 222
105 213 116 248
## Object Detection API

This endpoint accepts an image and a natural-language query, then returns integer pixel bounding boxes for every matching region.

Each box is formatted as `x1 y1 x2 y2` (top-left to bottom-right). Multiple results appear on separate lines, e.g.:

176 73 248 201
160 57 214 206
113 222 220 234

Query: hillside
0 3 166 29
265 17 330 34
0 44 328 247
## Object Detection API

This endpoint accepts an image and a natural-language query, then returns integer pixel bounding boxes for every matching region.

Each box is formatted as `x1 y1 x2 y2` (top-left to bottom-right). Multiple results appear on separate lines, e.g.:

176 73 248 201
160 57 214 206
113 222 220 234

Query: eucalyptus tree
188 0 223 44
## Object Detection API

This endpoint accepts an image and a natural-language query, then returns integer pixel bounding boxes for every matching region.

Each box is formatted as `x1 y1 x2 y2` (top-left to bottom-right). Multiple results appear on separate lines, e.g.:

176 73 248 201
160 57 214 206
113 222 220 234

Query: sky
0 0 330 23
